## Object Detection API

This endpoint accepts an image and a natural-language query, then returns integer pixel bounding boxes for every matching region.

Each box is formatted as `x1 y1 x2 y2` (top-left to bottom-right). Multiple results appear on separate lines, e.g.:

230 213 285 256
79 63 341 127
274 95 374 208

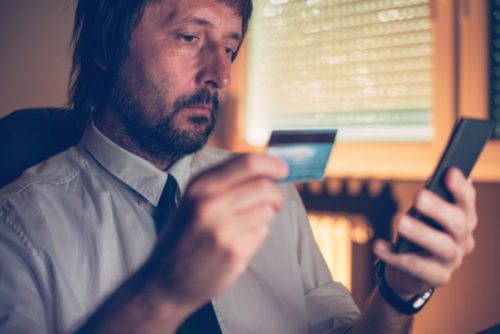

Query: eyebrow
184 16 242 43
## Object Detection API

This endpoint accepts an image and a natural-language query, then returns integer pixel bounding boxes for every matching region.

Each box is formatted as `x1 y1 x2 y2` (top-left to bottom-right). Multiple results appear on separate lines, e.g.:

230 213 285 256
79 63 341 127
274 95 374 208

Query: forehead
142 0 243 36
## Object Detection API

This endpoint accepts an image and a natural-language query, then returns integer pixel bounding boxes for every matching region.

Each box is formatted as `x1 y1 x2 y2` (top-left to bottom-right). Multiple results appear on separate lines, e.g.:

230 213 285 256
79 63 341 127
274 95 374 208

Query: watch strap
375 260 434 315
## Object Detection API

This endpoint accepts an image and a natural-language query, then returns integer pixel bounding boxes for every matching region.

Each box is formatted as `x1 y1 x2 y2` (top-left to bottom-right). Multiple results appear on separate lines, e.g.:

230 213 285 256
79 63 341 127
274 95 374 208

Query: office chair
0 108 83 188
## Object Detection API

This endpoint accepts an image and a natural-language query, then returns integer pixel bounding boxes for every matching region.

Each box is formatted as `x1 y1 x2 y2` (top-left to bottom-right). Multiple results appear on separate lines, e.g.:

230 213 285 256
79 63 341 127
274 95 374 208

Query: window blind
246 0 434 145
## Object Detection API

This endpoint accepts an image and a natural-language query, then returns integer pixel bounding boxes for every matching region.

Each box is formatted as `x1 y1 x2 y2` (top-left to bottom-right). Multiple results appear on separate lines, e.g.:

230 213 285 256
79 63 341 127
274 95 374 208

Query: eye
181 34 198 43
224 47 235 57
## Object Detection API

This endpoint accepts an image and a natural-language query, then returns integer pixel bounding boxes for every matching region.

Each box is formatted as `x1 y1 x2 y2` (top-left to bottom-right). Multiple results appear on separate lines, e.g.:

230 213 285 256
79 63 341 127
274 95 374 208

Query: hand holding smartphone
395 118 496 253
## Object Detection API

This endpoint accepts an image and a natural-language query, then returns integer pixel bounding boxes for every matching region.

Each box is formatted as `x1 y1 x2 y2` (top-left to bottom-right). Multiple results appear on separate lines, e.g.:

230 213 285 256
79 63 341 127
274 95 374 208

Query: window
224 0 500 181
246 0 435 145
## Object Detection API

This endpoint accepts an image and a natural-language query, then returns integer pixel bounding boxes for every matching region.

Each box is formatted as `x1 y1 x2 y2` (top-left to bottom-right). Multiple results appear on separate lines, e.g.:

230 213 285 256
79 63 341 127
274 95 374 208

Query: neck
95 107 174 171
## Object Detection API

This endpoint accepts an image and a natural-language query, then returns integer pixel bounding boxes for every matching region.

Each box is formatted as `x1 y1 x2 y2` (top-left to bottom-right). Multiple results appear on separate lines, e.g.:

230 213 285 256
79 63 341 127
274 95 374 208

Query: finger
374 240 453 287
228 223 271 261
445 168 478 231
413 189 467 241
215 177 284 214
395 215 458 264
229 203 278 236
198 193 281 246
201 222 271 283
189 211 273 273
189 154 289 196
189 178 283 228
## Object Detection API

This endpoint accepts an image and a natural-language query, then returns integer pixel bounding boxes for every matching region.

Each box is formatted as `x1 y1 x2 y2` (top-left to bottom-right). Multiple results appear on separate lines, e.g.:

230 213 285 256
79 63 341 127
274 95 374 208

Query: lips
183 104 212 116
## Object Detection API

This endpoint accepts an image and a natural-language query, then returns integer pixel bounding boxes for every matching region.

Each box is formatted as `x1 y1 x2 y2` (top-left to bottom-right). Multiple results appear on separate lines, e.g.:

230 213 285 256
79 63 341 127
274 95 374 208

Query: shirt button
138 199 147 207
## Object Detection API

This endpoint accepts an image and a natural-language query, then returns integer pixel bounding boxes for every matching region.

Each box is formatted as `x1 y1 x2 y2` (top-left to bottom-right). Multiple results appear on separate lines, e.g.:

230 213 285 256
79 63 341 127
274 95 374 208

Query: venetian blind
246 0 434 145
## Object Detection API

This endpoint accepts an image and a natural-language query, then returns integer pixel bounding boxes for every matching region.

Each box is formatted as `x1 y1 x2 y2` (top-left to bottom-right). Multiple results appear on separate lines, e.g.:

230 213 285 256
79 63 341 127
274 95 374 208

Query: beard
107 59 219 164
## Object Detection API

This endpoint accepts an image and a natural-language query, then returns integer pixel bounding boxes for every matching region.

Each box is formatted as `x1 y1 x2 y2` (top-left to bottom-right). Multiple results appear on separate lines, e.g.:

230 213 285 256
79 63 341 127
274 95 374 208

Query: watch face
412 290 433 309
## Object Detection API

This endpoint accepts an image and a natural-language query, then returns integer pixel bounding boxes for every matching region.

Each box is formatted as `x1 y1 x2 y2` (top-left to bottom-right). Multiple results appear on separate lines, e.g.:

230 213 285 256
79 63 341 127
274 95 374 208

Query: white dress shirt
0 123 360 333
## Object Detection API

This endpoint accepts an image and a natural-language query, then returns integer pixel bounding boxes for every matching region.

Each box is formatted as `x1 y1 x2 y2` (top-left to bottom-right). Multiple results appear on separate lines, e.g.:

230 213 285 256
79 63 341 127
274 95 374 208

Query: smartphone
395 118 496 253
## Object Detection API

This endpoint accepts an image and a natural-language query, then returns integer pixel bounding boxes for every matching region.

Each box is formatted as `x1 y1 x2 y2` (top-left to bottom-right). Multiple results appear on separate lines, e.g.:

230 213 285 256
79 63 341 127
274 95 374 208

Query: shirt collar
80 122 192 207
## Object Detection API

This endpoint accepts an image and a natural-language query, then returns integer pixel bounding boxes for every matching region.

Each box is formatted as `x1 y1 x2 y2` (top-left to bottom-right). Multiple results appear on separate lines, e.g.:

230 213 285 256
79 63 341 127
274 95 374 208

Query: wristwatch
375 260 434 315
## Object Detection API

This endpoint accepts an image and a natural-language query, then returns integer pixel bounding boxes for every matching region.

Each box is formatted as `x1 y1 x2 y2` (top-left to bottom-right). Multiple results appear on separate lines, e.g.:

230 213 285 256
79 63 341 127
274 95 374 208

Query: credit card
265 129 337 182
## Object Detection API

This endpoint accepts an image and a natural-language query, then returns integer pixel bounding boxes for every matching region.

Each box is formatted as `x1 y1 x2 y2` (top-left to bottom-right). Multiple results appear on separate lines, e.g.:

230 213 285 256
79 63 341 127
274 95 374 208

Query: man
0 0 477 333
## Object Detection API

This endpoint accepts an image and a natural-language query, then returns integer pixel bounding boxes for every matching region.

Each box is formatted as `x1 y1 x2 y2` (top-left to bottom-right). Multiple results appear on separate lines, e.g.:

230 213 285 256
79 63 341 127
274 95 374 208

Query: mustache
173 89 219 112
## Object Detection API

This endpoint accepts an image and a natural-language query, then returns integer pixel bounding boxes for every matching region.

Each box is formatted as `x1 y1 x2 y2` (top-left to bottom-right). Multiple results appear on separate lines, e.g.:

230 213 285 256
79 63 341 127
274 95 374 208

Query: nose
196 42 231 91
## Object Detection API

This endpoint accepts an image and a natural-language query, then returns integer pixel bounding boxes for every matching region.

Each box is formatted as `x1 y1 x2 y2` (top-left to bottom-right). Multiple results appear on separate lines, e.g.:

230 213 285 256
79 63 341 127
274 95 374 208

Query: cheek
160 56 200 96
132 41 200 100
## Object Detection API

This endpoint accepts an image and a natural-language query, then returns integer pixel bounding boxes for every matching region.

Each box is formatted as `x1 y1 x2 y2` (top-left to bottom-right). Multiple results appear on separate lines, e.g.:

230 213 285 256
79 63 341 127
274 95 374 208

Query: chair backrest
0 108 83 188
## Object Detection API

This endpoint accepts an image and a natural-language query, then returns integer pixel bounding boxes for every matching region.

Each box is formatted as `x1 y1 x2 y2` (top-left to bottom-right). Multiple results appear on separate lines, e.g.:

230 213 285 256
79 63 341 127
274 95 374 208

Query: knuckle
444 242 459 262
433 270 451 287
401 255 419 272
270 183 284 202
254 178 270 192
472 211 478 223
452 252 463 269
206 225 224 248
271 185 284 201
470 213 479 230
241 154 257 173
256 225 270 239
415 190 433 212
255 180 283 207
454 216 468 236
261 204 276 223
468 185 477 203
414 190 425 206
466 236 476 254
221 243 238 262
441 271 453 285
194 198 219 222
233 261 247 277
393 214 405 230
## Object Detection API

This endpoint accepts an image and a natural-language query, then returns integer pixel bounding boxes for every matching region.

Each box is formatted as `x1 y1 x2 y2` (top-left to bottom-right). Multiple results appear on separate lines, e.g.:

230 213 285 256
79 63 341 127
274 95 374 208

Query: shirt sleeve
0 208 54 334
286 184 361 334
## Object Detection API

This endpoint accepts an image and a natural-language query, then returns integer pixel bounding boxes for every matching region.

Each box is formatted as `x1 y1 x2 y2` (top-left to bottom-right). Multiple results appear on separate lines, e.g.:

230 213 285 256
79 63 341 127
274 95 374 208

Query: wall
0 0 75 117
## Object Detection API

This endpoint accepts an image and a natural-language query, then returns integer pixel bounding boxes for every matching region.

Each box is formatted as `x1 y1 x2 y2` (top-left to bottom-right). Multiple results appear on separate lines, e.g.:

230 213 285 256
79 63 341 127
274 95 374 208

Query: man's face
108 0 243 162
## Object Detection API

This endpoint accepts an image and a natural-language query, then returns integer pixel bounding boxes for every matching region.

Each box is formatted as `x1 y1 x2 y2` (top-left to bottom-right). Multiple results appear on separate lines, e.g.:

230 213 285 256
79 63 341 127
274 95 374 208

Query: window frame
457 0 500 181
222 0 500 182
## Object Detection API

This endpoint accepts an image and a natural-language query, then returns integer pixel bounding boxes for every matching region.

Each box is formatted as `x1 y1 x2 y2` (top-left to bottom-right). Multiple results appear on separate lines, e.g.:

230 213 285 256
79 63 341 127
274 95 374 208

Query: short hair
68 0 253 124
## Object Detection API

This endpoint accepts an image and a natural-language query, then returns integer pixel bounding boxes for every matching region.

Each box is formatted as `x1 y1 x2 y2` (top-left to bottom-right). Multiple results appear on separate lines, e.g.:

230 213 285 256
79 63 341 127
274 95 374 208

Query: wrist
145 282 195 326
136 256 199 320
375 260 434 315
75 259 194 334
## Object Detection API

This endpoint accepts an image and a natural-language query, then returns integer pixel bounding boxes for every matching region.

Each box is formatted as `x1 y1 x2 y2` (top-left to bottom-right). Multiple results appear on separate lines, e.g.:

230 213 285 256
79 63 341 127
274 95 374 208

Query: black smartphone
395 118 496 254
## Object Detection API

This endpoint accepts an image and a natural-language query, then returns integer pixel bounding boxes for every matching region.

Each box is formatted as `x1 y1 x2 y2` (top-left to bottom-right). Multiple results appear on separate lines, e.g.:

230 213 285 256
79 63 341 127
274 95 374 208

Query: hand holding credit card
265 129 337 182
